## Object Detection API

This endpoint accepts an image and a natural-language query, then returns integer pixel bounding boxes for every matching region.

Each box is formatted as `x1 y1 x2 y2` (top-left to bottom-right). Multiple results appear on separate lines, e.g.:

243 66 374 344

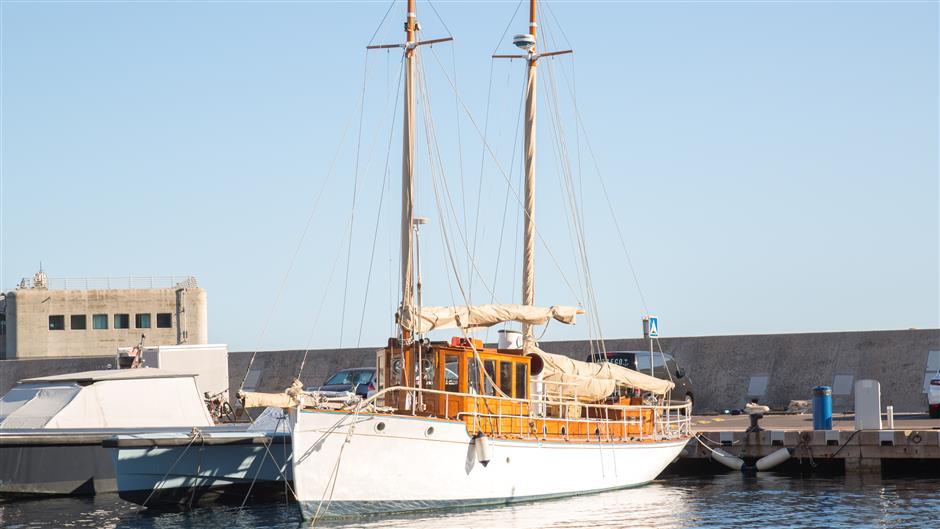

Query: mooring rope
141 427 204 508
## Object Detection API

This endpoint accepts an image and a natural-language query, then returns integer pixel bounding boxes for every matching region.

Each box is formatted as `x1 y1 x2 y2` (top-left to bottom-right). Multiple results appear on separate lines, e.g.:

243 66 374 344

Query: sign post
643 316 659 376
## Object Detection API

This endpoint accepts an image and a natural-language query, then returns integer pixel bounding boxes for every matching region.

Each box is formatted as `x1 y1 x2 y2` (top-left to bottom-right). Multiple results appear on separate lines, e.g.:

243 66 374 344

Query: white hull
292 409 686 518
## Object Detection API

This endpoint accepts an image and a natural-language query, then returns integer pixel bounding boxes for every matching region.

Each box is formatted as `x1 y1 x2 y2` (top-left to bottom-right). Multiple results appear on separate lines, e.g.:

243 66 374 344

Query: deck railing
337 385 691 443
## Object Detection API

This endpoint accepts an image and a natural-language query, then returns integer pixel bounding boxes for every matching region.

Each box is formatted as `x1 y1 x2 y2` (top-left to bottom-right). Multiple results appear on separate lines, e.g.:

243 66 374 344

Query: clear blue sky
2 1 937 352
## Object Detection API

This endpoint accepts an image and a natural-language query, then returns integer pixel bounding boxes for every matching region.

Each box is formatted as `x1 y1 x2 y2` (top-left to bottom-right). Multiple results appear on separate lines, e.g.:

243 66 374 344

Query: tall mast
521 0 538 347
400 0 417 339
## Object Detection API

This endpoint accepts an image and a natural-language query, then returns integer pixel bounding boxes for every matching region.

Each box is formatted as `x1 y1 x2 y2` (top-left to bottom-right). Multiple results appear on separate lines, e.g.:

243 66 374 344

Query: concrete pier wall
541 329 940 413
2 329 937 413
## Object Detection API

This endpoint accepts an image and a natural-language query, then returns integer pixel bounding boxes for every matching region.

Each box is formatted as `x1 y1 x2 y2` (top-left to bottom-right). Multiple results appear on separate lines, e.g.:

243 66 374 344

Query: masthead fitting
513 33 536 52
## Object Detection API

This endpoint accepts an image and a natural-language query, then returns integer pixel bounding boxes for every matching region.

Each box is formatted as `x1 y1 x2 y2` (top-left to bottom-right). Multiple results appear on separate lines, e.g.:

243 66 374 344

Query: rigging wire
468 60 496 303
356 56 405 346
238 70 367 395
426 46 584 306
339 52 373 348
297 238 351 379
415 49 514 402
537 5 606 357
417 50 508 306
483 68 528 344
366 0 399 47
539 3 652 316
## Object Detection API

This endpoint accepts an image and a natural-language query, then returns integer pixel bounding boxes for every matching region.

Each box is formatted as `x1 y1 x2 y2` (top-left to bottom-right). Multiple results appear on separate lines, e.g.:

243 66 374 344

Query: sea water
1 474 937 529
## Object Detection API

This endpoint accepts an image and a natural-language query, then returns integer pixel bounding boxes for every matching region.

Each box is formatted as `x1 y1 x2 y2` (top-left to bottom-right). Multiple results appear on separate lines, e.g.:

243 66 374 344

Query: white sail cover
527 347 674 401
399 304 583 334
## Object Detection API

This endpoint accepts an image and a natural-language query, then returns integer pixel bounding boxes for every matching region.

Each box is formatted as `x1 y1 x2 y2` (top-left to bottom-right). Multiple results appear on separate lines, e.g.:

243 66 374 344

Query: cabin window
467 358 480 394
499 361 513 396
92 314 108 330
515 363 527 399
444 355 459 392
421 355 436 388
70 315 87 330
391 354 404 385
483 360 497 396
156 313 173 328
48 315 65 331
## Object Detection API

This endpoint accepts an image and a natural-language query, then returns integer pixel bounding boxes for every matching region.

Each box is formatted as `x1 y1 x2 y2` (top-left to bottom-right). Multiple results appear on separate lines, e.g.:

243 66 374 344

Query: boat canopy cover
21 368 200 384
526 346 674 401
0 369 214 429
398 304 583 334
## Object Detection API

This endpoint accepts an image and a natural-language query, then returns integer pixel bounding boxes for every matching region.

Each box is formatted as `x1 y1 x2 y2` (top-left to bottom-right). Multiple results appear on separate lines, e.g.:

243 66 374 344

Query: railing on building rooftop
17 276 198 290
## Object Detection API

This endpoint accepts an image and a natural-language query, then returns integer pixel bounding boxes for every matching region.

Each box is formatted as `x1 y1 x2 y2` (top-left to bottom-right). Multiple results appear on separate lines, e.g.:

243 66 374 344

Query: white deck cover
0 369 213 429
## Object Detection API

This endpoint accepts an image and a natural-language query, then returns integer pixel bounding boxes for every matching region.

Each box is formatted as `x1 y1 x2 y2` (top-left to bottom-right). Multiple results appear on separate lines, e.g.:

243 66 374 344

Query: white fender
474 433 492 467
710 448 745 471
755 447 792 471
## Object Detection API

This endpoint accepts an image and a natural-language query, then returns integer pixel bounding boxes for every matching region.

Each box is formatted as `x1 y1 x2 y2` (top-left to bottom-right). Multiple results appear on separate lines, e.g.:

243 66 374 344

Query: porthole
425 426 435 437
375 422 387 433
560 426 567 436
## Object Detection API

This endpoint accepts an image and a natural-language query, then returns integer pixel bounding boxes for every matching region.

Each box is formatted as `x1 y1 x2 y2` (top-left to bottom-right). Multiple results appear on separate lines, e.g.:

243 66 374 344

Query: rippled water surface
2 475 937 529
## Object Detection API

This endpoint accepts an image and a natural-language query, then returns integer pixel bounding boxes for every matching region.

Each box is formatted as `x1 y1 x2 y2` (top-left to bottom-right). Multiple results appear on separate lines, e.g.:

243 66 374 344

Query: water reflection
1 475 938 529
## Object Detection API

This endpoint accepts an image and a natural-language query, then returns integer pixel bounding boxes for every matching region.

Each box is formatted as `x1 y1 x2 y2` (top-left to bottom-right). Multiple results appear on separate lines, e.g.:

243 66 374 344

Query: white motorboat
0 368 217 495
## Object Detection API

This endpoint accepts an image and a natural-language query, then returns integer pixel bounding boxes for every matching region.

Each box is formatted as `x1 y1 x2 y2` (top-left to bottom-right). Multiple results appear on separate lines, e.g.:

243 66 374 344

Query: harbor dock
679 413 940 474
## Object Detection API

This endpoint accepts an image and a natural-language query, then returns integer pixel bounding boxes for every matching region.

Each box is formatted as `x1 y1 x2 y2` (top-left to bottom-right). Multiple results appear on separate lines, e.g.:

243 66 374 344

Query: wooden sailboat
289 0 691 519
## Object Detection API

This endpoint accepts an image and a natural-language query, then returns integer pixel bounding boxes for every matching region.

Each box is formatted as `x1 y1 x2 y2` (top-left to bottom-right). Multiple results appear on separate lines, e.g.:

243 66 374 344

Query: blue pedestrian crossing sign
648 316 659 337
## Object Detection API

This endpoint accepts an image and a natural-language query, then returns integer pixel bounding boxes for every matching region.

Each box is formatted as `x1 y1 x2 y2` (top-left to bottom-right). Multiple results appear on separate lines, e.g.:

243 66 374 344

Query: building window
70 315 87 330
135 313 151 329
114 314 130 329
93 314 108 329
156 313 173 328
49 315 65 330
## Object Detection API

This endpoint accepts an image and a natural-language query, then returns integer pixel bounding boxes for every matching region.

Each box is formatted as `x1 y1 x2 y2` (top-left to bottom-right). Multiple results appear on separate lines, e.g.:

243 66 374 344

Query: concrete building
0 270 207 359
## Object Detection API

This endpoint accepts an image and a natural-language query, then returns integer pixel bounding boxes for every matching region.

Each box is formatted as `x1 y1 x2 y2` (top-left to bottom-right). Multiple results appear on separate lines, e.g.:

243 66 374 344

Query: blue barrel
813 386 833 430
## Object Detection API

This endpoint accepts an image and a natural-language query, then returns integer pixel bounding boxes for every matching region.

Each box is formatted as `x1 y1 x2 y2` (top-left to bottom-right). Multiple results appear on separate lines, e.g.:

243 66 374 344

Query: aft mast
493 0 570 348
521 0 538 348
399 0 417 341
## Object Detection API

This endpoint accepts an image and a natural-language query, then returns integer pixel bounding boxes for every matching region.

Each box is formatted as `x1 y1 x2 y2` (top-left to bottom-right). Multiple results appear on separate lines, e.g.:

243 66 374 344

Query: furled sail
526 346 674 401
398 304 583 334
239 379 305 409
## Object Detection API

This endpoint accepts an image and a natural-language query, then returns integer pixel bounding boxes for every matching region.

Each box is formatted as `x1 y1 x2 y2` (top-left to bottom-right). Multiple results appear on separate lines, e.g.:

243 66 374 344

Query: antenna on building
33 264 48 290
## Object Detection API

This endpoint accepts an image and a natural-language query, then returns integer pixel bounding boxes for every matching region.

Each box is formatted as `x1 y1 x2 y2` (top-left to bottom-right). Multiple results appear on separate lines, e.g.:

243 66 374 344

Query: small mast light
513 33 536 51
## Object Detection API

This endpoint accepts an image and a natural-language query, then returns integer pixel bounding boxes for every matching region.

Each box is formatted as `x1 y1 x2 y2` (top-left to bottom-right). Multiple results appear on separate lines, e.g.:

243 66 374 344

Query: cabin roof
20 368 198 384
